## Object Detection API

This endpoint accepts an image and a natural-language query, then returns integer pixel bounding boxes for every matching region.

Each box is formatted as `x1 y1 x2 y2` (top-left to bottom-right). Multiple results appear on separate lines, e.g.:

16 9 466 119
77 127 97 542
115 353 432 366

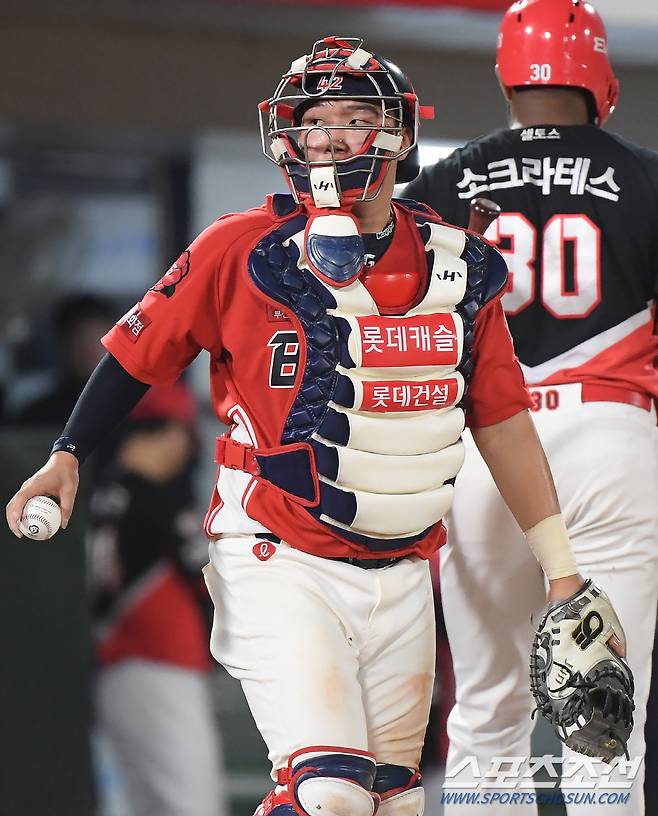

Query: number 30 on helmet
496 0 619 125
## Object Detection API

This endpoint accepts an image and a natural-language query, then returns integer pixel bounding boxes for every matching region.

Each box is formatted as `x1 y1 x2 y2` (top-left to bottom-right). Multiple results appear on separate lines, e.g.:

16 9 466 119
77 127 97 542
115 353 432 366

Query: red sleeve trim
101 334 179 387
467 404 528 429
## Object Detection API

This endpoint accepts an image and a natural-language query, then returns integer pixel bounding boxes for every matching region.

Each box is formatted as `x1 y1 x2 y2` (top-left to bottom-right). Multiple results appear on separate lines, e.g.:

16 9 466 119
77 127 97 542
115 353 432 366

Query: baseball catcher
8 32 636 816
530 579 635 763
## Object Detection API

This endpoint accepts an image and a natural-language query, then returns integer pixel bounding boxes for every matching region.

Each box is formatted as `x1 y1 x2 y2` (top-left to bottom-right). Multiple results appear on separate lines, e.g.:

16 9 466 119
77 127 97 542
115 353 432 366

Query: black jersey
406 125 658 395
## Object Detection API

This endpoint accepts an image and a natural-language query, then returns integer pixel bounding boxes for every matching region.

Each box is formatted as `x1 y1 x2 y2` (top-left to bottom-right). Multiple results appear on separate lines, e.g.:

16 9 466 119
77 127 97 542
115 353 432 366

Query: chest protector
218 195 506 554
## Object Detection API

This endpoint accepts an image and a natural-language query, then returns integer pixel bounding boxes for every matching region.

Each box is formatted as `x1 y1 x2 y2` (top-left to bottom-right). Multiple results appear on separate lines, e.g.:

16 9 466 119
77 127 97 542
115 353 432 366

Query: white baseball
19 496 62 540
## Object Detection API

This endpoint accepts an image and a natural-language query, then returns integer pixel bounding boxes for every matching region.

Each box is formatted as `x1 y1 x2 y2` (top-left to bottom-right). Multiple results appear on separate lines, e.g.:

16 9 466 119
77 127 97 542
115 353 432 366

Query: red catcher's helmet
496 0 619 124
259 36 434 208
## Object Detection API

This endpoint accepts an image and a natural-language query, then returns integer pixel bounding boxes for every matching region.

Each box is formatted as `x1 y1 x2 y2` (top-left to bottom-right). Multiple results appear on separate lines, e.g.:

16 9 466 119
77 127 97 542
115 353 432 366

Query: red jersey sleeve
102 214 263 386
466 296 532 428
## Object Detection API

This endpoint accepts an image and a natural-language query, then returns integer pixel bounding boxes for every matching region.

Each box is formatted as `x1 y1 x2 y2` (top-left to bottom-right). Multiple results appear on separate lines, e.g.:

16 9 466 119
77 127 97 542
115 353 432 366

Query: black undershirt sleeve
51 353 151 465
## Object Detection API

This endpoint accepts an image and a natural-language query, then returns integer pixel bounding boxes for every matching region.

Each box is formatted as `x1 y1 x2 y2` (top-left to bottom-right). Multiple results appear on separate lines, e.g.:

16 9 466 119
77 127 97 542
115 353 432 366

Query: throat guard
218 196 508 554
304 213 365 286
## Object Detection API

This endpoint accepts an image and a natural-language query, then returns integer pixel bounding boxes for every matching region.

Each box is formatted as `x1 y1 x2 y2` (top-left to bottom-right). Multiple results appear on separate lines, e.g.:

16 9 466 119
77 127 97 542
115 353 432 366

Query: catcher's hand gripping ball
18 495 62 540
530 579 635 763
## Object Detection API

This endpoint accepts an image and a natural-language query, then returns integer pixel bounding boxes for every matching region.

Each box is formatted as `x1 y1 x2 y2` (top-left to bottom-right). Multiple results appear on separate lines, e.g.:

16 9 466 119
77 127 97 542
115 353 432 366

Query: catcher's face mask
259 36 434 208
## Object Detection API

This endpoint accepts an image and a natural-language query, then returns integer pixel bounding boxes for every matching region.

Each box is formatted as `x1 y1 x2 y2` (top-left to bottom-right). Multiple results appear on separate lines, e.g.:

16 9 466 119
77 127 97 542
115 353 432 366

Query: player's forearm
471 409 559 530
471 410 582 591
7 356 150 535
51 353 150 464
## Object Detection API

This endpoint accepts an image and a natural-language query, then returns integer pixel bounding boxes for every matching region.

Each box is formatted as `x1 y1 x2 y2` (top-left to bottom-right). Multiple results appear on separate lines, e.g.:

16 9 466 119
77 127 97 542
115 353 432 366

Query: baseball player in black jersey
406 1 658 814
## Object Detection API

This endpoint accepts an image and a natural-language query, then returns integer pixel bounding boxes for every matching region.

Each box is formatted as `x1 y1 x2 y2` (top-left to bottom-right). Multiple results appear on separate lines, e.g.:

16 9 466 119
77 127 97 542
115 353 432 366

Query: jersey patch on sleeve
117 305 152 344
150 250 191 298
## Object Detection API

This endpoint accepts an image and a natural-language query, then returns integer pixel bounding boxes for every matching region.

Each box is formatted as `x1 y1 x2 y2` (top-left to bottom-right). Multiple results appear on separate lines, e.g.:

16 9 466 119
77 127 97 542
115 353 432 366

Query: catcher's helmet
496 0 619 125
259 36 433 207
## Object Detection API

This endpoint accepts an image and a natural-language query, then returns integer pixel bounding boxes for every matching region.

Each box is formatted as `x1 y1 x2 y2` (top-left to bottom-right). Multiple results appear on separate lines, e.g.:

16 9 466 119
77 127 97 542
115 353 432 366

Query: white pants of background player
203 537 435 782
441 385 658 816
96 660 226 816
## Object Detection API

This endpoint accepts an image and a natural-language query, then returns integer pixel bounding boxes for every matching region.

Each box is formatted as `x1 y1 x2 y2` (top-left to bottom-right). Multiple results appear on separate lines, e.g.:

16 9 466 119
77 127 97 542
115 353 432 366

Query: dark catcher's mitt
530 579 634 763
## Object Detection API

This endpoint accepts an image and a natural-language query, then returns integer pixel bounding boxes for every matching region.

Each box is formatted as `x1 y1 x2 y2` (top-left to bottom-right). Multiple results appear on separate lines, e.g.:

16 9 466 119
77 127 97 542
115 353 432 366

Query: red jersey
103 195 529 560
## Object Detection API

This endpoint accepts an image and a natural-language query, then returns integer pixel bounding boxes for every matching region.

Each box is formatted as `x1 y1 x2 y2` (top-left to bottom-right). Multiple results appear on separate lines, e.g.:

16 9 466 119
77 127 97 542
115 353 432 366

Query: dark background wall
0 430 95 816
0 1 656 154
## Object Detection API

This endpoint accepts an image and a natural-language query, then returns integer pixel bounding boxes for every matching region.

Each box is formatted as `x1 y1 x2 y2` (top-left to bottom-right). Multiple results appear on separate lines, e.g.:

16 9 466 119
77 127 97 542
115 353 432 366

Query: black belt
331 556 407 570
259 535 406 570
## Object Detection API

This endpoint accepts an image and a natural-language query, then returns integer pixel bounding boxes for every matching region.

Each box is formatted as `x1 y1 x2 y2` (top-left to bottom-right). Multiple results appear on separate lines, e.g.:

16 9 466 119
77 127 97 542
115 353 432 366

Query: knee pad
374 765 424 816
255 747 377 816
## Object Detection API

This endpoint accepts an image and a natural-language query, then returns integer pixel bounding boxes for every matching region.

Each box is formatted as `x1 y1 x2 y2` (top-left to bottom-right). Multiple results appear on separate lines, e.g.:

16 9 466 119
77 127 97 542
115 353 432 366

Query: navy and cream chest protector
245 195 507 551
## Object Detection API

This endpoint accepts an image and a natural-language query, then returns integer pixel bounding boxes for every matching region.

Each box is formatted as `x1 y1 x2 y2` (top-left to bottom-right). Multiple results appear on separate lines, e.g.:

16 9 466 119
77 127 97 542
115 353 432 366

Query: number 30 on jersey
485 212 601 318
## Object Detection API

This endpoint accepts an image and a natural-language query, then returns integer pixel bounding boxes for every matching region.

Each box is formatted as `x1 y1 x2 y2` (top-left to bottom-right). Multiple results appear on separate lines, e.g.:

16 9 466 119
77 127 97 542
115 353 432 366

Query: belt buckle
216 436 260 474
333 555 403 569
224 439 249 470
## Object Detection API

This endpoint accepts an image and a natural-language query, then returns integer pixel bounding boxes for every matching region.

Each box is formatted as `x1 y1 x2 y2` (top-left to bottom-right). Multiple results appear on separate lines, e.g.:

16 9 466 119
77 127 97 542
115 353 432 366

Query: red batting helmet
496 0 619 124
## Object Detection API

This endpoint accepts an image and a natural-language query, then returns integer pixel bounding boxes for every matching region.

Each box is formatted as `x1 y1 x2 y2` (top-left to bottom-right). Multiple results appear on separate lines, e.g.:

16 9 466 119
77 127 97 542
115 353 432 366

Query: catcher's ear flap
396 143 420 184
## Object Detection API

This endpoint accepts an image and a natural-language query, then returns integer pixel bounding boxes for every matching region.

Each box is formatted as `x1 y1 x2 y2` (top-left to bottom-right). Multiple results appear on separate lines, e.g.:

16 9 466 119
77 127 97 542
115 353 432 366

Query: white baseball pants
204 537 436 775
441 385 658 816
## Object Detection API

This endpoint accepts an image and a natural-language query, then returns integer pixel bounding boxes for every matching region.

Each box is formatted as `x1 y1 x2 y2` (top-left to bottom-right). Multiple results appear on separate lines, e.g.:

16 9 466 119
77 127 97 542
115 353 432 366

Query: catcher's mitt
530 579 634 763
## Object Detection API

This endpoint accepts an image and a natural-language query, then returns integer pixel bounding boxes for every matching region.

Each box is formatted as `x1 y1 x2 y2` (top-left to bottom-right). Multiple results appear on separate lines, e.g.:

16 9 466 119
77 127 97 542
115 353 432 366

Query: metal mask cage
258 37 420 204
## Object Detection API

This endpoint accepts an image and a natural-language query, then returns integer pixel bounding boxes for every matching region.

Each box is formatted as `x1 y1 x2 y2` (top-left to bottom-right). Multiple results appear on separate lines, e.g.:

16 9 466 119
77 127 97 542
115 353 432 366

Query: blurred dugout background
0 1 657 815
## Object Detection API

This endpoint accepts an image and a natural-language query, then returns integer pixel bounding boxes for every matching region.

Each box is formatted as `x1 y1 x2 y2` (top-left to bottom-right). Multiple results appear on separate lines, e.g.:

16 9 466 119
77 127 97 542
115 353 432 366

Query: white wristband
524 514 578 580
